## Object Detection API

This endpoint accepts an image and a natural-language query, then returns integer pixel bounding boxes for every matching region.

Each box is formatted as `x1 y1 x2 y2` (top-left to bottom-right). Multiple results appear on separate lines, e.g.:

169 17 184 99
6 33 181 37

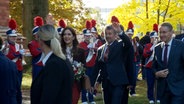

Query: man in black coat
91 24 134 104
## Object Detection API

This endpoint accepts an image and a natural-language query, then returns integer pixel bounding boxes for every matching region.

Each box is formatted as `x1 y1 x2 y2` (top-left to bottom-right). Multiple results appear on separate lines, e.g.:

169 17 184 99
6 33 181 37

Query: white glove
150 44 156 51
153 38 158 45
19 49 25 55
87 43 94 49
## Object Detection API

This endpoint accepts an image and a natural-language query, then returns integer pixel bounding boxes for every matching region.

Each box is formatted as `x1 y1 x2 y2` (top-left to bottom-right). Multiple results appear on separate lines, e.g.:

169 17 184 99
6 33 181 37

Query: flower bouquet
72 61 86 81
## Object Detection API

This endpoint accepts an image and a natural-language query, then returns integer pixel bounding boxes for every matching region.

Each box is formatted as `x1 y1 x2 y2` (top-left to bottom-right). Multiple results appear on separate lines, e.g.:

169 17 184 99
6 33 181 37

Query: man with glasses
153 22 184 104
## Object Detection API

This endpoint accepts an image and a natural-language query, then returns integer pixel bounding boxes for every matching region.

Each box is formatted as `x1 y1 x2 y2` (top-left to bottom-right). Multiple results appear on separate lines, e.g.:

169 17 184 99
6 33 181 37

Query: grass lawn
22 73 149 104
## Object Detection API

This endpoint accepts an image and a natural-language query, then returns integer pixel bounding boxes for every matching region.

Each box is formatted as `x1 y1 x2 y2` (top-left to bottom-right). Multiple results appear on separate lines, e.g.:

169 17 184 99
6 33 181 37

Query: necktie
36 61 43 66
163 44 169 66
104 45 109 62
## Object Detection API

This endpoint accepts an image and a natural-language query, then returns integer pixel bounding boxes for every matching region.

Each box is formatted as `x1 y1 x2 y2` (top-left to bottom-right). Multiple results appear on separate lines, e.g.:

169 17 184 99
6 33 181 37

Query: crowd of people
1 14 184 104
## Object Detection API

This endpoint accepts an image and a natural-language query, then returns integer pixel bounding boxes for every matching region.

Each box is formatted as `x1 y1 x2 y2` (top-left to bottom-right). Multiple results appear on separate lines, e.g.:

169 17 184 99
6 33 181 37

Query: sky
83 0 130 8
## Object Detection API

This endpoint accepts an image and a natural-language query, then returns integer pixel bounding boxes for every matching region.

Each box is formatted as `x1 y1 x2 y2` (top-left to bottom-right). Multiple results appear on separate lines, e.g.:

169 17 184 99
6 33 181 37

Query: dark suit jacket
92 33 134 87
31 54 74 104
175 33 184 41
153 39 184 97
0 52 20 104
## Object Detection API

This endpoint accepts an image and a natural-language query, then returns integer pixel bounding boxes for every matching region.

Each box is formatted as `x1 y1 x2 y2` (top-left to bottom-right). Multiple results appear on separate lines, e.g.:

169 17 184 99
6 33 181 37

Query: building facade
0 0 9 37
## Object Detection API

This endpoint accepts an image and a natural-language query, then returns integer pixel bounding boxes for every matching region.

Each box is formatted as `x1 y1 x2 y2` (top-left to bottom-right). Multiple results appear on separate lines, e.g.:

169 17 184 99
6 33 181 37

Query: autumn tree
10 0 96 40
108 0 184 35
10 0 48 42
9 0 22 33
49 0 93 33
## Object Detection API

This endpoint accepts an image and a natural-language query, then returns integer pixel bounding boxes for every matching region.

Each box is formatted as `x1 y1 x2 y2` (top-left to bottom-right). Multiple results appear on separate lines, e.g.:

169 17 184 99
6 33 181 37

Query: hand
87 43 94 49
89 87 94 94
150 45 154 51
127 85 133 90
153 38 158 45
155 69 169 78
45 14 55 25
111 22 122 34
19 49 25 55
94 82 100 91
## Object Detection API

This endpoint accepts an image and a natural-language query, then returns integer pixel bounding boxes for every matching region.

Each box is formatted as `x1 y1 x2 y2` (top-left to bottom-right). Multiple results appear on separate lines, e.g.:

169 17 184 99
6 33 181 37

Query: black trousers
102 79 127 104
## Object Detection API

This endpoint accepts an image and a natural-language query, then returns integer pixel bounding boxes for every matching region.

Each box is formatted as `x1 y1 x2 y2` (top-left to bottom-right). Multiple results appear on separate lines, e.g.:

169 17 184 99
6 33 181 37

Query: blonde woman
31 24 74 104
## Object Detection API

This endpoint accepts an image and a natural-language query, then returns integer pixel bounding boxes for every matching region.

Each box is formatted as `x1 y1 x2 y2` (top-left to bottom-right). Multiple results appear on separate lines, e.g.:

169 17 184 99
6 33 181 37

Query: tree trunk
157 0 161 24
146 0 149 19
146 0 149 31
23 0 33 43
32 0 49 22
163 0 171 22
23 0 49 43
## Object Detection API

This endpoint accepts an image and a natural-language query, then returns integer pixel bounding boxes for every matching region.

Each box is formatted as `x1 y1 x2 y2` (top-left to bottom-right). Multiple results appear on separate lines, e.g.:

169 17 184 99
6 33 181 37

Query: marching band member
5 19 24 104
57 19 66 35
28 16 44 80
79 20 101 104
91 19 104 45
125 21 137 97
143 24 160 104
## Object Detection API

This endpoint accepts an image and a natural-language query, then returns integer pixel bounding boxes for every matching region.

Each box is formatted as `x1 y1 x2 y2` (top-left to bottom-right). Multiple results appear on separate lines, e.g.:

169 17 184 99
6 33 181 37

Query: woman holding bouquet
60 27 86 104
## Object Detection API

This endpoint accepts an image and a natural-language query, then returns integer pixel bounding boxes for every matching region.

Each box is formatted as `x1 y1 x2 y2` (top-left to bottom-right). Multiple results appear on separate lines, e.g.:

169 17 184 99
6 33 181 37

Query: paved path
22 90 30 104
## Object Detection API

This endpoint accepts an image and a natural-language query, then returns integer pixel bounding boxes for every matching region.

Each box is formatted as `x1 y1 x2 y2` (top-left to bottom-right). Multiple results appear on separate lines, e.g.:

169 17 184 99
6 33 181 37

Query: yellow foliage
108 0 184 36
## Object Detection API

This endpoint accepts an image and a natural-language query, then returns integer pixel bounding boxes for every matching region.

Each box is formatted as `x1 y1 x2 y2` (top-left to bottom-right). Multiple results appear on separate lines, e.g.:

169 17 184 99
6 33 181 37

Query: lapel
156 42 164 66
167 39 176 66
98 44 106 61
108 40 118 61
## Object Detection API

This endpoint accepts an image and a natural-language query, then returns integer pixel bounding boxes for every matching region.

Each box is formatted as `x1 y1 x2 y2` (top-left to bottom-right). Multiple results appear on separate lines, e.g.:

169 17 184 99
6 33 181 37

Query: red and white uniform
143 43 153 68
28 40 41 57
79 39 102 67
6 42 23 71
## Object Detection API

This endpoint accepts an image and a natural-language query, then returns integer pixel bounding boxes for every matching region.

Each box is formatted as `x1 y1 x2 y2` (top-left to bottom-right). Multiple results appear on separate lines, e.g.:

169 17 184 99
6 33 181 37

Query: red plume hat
32 16 44 35
126 21 134 35
57 19 66 34
83 20 92 35
150 23 158 38
6 19 18 36
91 19 97 33
111 16 119 23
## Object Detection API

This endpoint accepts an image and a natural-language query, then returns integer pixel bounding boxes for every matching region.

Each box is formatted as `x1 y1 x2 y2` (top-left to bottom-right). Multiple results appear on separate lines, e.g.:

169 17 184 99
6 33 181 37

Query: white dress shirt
42 51 53 66
162 38 173 62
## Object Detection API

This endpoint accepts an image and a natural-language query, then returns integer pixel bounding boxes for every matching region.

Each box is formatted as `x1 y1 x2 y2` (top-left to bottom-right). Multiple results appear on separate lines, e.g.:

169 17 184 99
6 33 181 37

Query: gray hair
105 25 117 35
37 24 66 60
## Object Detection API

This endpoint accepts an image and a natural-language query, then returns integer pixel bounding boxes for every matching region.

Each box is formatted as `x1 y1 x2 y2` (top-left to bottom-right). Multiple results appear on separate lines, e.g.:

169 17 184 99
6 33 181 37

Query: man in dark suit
91 24 134 104
153 22 184 104
31 24 74 104
0 36 21 104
